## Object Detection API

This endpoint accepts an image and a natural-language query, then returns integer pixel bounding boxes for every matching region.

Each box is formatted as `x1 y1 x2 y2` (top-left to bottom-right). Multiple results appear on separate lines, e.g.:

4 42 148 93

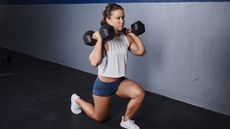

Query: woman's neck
115 31 121 36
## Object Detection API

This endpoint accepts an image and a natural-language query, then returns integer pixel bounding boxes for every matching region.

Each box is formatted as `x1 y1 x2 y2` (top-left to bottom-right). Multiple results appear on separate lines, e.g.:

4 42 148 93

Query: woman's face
106 9 125 32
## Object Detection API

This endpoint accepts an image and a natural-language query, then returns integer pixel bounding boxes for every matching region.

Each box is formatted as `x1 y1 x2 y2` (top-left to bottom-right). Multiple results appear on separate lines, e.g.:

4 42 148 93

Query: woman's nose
120 19 124 24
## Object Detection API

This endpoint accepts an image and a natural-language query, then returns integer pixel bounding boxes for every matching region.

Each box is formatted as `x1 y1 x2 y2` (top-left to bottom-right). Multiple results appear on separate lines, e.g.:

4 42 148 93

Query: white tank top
98 33 129 78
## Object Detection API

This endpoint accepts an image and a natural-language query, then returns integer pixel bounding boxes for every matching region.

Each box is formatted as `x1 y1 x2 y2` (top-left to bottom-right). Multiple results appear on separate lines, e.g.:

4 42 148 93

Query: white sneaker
71 93 82 115
120 116 140 129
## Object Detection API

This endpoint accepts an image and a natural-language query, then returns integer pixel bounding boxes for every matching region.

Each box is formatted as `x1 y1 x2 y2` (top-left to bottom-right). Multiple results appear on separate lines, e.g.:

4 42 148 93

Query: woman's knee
133 87 145 103
93 115 107 123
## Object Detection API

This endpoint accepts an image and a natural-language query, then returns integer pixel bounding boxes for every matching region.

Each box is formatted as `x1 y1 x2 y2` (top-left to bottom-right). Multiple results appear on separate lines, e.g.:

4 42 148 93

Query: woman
71 3 145 129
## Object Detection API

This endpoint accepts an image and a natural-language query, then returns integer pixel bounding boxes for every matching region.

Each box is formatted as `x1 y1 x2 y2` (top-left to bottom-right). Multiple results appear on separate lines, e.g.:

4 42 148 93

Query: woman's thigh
115 79 145 99
93 95 112 119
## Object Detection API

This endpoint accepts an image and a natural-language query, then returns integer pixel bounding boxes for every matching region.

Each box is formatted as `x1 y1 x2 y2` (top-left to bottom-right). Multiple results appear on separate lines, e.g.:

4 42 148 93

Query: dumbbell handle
122 27 140 35
122 27 129 34
123 26 143 35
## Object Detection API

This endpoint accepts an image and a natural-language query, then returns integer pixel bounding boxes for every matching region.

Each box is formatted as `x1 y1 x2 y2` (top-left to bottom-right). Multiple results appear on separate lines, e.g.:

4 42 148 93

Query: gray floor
0 47 230 129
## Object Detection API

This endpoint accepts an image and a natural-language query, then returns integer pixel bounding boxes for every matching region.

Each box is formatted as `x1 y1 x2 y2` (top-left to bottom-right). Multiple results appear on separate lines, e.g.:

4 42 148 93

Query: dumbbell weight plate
99 24 115 41
83 30 96 46
131 21 145 36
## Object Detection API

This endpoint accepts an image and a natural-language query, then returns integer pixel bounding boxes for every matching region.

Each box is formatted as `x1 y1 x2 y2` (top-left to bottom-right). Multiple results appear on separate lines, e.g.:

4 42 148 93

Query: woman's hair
101 3 124 26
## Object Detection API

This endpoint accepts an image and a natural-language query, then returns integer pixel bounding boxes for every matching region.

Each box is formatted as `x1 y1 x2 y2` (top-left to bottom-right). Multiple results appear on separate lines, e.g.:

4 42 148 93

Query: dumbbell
122 20 145 36
83 24 115 46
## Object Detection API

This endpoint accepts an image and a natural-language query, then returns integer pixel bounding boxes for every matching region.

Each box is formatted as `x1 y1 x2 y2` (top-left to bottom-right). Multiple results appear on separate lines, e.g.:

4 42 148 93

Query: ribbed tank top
98 33 129 78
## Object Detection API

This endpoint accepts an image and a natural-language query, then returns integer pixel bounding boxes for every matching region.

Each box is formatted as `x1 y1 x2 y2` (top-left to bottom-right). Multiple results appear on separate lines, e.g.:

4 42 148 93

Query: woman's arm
126 32 145 56
89 31 104 67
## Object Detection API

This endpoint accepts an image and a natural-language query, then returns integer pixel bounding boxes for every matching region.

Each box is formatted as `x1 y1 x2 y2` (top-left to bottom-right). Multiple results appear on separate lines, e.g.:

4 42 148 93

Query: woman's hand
92 31 102 42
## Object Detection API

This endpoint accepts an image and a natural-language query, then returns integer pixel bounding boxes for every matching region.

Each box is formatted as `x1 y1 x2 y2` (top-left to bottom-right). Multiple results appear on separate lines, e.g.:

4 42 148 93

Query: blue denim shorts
92 77 126 96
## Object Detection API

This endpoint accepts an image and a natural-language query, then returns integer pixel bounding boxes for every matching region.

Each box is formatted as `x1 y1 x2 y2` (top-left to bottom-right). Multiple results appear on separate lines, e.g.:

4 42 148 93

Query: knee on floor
93 115 107 123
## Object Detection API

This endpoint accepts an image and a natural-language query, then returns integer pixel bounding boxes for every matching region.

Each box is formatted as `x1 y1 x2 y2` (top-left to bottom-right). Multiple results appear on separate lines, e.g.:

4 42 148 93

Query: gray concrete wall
0 2 230 116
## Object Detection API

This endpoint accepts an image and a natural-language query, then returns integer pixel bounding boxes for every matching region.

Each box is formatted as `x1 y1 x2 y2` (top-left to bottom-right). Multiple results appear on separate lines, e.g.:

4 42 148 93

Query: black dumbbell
123 20 145 36
83 24 115 46
83 30 96 46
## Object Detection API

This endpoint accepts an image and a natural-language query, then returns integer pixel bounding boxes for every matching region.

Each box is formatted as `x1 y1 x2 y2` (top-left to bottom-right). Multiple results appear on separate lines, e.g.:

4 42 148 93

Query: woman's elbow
137 50 145 56
89 60 101 67
90 62 98 67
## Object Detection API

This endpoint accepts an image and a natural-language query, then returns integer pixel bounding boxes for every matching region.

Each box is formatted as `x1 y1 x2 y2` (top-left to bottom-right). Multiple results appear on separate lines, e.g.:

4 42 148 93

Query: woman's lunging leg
76 95 111 123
